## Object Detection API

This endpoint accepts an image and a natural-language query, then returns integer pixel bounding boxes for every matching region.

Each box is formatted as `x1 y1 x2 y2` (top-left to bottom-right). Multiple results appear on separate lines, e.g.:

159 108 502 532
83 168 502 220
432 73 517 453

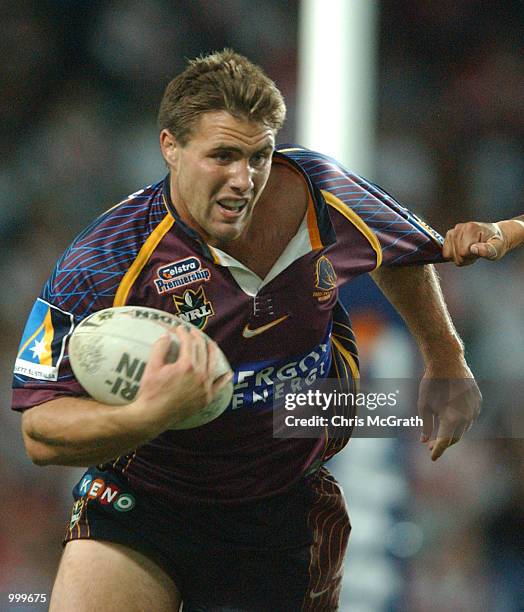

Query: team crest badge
313 256 337 302
173 287 214 330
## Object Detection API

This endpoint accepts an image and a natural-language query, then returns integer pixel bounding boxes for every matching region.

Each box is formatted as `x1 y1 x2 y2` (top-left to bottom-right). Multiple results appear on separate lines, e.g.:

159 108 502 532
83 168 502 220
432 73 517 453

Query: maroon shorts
64 466 351 611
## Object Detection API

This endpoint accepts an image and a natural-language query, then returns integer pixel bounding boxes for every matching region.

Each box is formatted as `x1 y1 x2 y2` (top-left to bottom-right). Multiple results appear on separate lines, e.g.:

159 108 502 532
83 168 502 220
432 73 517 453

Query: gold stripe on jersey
207 246 221 265
83 500 91 538
306 192 323 250
161 192 171 217
274 156 323 249
331 336 360 382
41 309 55 366
322 190 383 269
113 213 175 307
122 451 137 476
321 338 358 463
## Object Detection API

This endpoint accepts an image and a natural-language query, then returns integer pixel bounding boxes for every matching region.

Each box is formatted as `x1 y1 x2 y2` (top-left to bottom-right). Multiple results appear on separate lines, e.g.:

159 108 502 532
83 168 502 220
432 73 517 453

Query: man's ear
159 129 179 167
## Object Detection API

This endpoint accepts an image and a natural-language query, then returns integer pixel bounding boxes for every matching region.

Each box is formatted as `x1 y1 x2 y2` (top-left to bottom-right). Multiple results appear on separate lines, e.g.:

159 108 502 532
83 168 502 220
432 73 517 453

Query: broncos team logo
313 256 337 303
315 256 337 291
173 287 214 330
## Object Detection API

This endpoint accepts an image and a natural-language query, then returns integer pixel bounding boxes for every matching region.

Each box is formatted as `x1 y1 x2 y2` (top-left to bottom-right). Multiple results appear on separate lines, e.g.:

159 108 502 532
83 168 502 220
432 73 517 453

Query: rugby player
444 215 524 265
12 50 480 611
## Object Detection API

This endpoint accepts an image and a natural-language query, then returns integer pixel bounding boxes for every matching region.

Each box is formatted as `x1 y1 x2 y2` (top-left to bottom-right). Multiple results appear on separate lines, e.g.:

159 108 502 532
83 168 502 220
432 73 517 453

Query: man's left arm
370 264 481 461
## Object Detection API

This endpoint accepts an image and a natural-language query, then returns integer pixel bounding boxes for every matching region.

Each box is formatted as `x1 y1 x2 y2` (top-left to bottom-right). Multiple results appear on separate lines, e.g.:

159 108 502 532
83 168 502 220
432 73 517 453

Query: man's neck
216 162 309 277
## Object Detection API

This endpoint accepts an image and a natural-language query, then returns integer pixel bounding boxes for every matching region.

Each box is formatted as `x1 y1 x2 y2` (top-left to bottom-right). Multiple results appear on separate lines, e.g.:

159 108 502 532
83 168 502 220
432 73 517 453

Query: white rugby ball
68 306 233 429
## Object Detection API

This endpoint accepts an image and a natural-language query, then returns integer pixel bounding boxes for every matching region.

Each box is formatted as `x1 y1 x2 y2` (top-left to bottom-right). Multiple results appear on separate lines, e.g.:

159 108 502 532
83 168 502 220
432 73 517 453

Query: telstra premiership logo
154 257 210 295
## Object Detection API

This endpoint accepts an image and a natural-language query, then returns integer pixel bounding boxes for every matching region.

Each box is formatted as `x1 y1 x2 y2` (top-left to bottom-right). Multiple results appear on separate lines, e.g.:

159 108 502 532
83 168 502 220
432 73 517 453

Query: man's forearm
370 265 464 368
498 215 524 251
371 264 481 459
22 397 163 467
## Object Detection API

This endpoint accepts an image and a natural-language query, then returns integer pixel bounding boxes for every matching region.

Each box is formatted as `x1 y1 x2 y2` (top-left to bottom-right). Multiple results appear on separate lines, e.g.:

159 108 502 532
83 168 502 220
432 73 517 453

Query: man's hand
443 221 507 266
417 360 481 461
370 265 481 460
21 325 233 467
131 326 232 431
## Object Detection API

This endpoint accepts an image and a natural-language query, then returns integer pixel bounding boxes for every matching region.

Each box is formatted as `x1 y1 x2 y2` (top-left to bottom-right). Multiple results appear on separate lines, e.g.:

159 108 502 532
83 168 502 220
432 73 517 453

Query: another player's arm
500 215 524 249
443 215 524 265
370 264 481 460
22 327 230 467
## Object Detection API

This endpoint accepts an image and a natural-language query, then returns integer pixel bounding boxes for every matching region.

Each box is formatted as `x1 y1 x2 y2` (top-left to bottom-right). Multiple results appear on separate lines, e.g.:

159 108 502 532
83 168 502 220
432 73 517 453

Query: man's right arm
21 396 162 466
21 327 230 467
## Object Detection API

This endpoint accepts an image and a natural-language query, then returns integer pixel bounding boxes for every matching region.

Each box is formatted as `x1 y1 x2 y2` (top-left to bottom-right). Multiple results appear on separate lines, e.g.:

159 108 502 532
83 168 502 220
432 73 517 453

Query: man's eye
251 153 268 165
214 152 231 162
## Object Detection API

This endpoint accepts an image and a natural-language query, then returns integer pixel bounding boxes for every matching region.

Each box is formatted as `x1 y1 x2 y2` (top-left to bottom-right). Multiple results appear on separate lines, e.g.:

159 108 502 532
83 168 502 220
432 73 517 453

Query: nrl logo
173 287 214 330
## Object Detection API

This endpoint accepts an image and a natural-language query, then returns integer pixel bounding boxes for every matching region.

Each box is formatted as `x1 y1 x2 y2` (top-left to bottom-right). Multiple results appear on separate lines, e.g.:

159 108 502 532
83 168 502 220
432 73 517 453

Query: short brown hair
158 49 286 145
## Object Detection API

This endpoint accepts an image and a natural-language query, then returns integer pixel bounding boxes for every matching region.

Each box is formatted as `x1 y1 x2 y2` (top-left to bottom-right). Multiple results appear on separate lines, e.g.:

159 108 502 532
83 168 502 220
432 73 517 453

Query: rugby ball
68 306 233 429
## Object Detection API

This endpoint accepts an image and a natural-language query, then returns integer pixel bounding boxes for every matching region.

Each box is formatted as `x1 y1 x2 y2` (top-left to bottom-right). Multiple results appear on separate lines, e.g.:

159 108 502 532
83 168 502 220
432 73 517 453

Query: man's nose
229 160 254 193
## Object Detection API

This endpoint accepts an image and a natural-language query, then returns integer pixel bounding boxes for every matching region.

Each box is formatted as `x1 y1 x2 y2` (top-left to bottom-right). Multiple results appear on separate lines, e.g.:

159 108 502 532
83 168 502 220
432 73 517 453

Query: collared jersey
12 145 443 505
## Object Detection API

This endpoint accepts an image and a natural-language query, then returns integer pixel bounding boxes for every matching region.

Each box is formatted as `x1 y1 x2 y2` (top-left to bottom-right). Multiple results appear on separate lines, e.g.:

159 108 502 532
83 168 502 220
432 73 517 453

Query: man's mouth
216 199 248 217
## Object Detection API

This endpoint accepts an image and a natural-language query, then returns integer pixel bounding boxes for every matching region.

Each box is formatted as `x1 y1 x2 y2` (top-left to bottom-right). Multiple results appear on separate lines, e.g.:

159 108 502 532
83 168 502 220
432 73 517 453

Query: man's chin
207 223 246 246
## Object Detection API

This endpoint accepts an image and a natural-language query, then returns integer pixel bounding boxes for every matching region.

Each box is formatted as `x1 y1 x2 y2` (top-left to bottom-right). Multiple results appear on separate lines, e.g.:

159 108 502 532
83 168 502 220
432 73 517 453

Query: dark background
1 1 522 610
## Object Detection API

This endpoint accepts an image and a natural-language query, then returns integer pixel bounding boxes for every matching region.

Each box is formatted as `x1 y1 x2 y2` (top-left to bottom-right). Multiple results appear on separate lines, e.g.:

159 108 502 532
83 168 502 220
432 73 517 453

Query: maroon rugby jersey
12 146 443 505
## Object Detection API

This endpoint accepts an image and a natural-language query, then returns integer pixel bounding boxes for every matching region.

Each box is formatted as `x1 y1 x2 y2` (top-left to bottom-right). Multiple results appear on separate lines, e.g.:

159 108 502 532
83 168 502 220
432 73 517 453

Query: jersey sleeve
12 230 119 411
12 296 86 411
335 175 444 268
11 185 165 412
281 147 444 269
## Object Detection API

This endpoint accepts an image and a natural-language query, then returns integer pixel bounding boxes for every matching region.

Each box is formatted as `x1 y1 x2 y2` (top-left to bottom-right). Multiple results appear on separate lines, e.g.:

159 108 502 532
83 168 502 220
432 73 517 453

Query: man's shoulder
87 180 167 237
276 144 443 263
275 144 337 167
43 180 172 316
65 180 168 255
274 145 362 191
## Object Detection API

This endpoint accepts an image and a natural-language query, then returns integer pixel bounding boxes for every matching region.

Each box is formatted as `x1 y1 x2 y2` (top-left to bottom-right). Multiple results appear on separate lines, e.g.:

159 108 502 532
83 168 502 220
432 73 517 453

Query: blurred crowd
1 1 522 610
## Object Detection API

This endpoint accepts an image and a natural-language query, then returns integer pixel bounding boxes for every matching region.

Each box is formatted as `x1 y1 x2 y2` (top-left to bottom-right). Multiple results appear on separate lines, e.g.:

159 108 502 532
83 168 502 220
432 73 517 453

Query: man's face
161 111 275 246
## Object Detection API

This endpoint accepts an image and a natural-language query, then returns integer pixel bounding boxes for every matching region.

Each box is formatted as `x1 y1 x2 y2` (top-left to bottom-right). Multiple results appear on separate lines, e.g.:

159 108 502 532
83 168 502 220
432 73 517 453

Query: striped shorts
65 466 351 611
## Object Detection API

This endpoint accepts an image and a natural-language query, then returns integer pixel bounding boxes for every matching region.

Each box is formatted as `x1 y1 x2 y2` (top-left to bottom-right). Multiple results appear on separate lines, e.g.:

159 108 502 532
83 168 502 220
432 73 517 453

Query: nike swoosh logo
242 315 289 338
309 586 330 599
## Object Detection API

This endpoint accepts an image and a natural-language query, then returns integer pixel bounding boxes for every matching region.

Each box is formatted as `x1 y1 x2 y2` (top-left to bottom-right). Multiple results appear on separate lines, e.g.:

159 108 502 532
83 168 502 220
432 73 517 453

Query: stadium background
1 1 522 610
